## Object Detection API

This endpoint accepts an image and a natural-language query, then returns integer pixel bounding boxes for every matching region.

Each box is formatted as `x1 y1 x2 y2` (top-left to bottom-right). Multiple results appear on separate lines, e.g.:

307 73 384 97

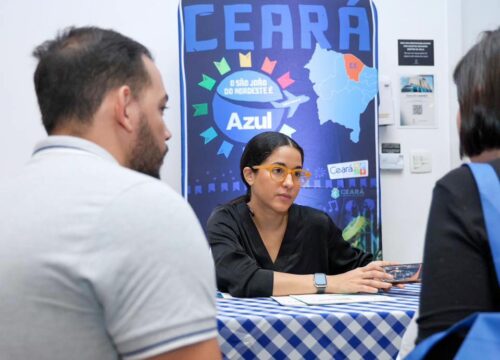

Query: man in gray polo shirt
0 27 221 360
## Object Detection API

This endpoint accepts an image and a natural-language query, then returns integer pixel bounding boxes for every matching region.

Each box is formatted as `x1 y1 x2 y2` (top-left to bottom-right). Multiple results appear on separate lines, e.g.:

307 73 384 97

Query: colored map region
305 44 378 143
344 54 365 81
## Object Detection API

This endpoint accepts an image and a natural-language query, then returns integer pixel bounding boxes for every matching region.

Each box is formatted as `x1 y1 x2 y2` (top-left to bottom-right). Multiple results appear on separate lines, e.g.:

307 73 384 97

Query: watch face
315 273 327 286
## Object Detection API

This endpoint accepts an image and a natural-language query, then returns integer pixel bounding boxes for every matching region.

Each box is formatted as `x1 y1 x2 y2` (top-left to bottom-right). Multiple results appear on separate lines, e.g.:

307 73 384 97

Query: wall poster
399 75 436 128
179 0 382 257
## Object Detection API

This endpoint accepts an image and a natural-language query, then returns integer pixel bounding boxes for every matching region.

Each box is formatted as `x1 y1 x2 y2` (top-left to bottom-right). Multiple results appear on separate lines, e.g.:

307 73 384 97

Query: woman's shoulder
291 204 332 225
437 159 500 193
207 199 248 226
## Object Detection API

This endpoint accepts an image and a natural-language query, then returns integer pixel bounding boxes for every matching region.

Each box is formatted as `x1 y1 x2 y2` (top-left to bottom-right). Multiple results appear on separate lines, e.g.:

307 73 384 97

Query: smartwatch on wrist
314 273 327 294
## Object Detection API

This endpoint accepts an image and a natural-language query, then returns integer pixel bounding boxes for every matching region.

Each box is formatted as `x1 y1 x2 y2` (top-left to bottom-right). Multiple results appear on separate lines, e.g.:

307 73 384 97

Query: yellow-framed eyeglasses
252 164 311 186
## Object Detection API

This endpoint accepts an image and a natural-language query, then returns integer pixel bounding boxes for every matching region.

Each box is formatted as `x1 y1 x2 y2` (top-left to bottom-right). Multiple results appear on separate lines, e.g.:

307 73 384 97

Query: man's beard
129 115 167 179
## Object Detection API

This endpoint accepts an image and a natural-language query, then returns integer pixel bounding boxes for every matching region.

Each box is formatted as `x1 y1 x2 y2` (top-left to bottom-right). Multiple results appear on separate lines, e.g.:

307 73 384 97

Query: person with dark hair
207 131 395 297
415 27 500 356
0 27 220 359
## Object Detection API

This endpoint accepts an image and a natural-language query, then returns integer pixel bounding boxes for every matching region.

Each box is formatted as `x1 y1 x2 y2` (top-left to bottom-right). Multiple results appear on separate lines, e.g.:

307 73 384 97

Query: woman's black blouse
206 202 373 297
417 159 500 353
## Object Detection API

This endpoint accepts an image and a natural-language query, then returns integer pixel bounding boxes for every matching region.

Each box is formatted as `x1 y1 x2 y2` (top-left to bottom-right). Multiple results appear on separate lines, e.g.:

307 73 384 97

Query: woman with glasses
207 131 394 297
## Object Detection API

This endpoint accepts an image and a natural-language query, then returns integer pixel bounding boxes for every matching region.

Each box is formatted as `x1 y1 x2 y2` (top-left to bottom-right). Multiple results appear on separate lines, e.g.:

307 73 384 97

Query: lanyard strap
466 163 500 283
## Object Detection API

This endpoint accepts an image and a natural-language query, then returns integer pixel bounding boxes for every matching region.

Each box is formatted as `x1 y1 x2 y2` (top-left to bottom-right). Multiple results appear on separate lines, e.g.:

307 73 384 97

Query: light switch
410 150 432 173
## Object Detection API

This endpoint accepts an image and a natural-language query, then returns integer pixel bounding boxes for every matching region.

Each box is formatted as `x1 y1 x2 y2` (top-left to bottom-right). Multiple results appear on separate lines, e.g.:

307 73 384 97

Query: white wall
0 0 498 262
453 0 500 169
375 0 499 262
462 0 500 53
375 0 462 262
0 0 182 190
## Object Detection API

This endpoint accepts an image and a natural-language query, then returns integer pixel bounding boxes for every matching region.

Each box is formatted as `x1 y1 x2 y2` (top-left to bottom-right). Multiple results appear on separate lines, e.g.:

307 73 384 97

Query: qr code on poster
412 104 423 115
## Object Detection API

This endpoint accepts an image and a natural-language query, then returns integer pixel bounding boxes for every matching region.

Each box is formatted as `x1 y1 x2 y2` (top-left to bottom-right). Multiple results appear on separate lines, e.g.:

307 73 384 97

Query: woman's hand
327 261 397 294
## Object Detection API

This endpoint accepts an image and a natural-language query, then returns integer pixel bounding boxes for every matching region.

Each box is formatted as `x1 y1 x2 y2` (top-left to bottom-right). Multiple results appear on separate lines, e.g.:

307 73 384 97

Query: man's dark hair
33 26 153 133
453 27 500 158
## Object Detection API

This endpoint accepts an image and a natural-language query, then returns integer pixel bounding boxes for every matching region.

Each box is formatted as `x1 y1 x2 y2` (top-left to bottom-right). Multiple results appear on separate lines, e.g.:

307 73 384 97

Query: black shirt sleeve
417 161 500 347
206 205 273 297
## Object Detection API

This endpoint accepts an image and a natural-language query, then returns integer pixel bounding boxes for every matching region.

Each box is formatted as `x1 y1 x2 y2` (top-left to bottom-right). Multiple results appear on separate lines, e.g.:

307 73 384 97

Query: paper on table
272 296 310 307
289 293 393 305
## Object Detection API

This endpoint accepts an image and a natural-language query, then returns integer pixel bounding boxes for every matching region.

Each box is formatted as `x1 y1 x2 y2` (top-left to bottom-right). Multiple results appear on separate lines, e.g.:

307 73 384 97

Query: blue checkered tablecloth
217 284 420 360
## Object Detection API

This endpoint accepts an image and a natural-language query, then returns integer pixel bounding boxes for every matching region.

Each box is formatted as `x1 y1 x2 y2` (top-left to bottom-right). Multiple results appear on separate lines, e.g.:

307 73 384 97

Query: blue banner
179 0 381 257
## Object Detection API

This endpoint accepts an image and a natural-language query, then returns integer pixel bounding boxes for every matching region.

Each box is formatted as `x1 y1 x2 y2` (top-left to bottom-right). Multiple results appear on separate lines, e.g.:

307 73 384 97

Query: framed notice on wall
399 75 436 128
398 40 434 66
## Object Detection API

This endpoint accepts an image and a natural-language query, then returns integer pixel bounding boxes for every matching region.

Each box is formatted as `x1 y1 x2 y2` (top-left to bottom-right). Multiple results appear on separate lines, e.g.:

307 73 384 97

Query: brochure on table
272 293 393 306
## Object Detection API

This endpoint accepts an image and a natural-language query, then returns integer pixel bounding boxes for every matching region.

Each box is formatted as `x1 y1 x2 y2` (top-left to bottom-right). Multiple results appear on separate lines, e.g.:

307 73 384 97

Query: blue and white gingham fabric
217 284 420 360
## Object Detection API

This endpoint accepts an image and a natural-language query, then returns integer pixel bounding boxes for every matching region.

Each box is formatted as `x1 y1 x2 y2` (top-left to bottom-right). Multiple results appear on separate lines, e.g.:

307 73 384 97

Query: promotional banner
179 0 381 257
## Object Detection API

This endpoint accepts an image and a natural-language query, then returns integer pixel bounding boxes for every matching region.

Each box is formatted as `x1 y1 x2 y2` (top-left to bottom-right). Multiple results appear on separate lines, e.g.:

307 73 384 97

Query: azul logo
226 112 272 130
327 160 368 180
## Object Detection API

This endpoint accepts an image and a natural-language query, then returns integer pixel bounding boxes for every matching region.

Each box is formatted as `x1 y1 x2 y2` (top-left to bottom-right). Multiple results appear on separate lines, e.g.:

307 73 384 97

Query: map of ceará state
305 43 378 143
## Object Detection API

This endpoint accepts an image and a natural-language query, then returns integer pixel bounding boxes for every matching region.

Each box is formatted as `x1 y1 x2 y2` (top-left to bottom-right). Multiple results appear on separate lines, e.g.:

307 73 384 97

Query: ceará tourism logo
327 160 369 180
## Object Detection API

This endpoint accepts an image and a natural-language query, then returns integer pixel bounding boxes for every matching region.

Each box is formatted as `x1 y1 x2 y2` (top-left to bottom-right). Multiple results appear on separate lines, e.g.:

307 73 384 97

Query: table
217 284 420 360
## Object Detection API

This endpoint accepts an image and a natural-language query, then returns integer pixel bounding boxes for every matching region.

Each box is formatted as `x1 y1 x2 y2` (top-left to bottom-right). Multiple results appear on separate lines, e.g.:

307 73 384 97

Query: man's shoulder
103 172 191 221
74 156 181 202
90 158 160 188
114 168 178 197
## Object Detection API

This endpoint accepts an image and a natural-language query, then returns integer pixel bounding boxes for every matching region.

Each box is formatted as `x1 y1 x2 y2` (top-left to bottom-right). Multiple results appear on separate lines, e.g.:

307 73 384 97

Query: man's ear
243 167 255 186
115 85 135 133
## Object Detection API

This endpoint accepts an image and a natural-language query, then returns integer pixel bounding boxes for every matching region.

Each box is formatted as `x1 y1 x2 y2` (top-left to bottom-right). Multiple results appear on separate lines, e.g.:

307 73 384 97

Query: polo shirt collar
33 136 119 164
